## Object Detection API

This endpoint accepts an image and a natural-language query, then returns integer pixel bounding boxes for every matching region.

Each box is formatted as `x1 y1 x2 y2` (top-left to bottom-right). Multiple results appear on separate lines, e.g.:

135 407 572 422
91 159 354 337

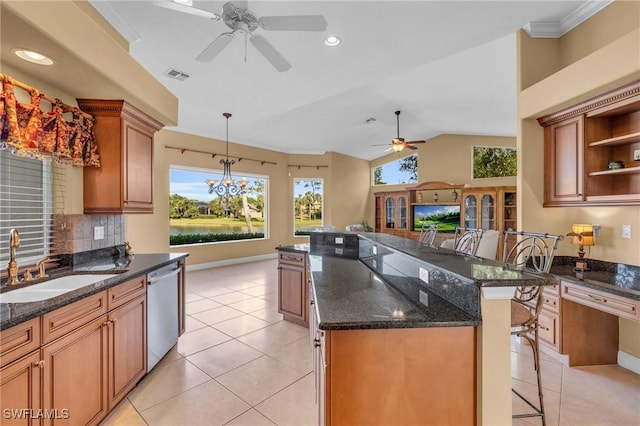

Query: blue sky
170 169 220 202
374 155 416 185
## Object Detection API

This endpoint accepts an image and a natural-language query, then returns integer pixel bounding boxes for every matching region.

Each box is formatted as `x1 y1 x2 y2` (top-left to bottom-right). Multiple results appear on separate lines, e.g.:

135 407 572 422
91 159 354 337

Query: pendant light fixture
205 112 248 213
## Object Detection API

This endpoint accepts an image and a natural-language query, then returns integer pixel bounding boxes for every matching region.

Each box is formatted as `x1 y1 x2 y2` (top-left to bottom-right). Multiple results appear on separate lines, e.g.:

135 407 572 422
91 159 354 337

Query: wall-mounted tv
412 204 460 233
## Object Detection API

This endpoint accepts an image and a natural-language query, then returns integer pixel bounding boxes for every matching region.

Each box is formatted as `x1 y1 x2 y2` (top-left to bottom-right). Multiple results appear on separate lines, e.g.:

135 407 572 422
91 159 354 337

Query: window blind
0 150 62 267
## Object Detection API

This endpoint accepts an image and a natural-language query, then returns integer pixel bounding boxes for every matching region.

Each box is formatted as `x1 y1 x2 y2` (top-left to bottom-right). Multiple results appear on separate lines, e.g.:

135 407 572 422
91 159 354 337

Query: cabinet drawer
279 251 306 266
538 312 559 350
0 317 41 367
108 275 146 310
543 282 560 297
561 281 638 320
42 291 108 344
541 293 560 314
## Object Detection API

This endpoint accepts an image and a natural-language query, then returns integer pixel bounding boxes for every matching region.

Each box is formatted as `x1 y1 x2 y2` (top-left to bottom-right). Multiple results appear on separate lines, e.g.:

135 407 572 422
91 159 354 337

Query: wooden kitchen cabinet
313 327 476 426
42 315 109 426
278 251 308 327
0 350 42 426
1 276 148 425
77 99 163 214
107 294 146 408
461 187 497 230
538 80 640 206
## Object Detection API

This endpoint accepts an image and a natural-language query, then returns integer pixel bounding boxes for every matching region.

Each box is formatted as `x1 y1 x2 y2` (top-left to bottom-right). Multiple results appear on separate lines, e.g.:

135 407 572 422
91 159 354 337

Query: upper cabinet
77 99 163 214
538 81 640 206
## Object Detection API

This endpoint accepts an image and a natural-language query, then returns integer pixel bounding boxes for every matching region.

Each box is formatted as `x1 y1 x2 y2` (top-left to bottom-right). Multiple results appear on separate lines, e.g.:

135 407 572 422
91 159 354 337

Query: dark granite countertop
0 253 188 330
549 264 640 300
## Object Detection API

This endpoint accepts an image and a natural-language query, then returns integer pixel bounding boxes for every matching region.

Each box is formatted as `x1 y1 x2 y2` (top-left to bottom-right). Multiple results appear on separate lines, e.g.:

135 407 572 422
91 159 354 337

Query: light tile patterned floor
101 259 640 426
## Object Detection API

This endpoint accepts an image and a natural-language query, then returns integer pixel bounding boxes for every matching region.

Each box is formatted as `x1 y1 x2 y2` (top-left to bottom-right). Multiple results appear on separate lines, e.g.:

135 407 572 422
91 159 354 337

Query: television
412 204 461 233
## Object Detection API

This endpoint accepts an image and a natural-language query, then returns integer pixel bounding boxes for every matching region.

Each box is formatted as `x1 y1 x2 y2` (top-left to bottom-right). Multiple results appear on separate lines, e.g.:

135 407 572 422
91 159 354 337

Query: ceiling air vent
165 68 191 81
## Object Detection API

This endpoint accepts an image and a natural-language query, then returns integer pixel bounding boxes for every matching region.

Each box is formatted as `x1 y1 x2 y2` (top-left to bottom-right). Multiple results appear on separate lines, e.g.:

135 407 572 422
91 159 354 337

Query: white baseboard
618 351 640 375
185 253 278 272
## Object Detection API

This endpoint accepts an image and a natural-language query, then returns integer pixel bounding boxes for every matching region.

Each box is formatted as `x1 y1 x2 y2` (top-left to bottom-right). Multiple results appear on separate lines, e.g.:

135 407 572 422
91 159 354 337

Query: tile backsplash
52 214 124 255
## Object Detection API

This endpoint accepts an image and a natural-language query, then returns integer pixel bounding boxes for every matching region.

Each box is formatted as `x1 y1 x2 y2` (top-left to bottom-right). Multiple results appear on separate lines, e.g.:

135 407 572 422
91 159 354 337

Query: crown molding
524 0 614 38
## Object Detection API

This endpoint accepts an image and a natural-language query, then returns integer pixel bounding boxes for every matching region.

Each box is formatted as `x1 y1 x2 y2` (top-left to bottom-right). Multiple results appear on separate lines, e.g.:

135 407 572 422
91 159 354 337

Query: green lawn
170 216 264 227
295 218 322 229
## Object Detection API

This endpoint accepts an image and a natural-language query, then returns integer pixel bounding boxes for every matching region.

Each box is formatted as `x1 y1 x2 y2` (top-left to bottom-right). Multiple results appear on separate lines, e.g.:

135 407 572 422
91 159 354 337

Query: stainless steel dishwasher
147 263 181 371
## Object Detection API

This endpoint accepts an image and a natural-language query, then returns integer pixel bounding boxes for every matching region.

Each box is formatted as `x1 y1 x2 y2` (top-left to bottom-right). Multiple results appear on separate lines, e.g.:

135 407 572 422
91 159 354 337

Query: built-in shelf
588 166 640 176
588 132 640 147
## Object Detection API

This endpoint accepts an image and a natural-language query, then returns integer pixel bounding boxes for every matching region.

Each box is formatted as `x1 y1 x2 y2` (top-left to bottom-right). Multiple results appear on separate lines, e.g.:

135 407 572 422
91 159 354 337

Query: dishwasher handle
147 266 182 285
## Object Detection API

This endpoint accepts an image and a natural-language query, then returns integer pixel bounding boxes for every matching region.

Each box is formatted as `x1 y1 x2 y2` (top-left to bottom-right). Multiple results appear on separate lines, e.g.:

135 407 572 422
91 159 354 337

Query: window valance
0 73 100 167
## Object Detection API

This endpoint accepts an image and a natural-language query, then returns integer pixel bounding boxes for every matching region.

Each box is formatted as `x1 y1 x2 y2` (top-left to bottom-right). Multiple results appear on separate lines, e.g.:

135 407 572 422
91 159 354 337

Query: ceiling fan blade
196 32 235 62
152 1 221 20
249 34 291 72
258 15 328 31
405 145 418 150
405 140 426 144
370 144 391 147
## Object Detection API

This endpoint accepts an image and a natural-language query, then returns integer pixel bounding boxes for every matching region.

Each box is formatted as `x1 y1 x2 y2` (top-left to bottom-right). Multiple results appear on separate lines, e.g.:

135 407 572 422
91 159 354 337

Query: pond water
170 224 265 235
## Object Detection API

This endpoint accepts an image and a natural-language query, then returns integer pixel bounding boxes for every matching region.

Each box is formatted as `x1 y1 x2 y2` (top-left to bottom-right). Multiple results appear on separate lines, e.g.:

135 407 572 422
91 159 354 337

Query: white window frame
293 178 324 237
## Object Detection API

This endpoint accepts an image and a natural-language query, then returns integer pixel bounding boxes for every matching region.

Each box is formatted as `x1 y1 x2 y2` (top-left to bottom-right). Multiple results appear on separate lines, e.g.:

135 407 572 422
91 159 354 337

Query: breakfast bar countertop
279 232 559 331
0 252 188 330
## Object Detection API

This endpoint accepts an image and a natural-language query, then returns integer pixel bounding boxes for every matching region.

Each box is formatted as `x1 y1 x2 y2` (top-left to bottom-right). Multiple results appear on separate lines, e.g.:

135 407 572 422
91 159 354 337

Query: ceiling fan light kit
372 110 426 153
158 0 327 72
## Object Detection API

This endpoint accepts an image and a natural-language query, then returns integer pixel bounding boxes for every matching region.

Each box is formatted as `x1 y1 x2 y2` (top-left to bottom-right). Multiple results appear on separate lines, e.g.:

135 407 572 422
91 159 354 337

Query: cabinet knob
313 338 321 348
33 360 45 368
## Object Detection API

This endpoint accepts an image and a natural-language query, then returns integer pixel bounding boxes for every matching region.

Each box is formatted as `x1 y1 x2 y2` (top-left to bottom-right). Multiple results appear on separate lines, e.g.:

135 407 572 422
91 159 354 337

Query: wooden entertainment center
374 181 516 258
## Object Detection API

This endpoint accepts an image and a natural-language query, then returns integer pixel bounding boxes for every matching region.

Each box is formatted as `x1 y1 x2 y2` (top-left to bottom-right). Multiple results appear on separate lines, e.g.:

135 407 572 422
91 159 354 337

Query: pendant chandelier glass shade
205 113 248 208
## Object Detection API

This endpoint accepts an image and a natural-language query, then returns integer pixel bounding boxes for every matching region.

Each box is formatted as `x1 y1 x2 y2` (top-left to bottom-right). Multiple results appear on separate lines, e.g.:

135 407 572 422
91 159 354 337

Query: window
472 146 517 178
293 179 323 235
0 151 52 266
372 154 418 185
169 166 267 246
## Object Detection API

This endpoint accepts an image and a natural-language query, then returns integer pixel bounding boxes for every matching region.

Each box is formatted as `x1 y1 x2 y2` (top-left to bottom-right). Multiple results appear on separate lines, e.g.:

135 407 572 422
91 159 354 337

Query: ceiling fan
154 0 328 72
372 111 426 152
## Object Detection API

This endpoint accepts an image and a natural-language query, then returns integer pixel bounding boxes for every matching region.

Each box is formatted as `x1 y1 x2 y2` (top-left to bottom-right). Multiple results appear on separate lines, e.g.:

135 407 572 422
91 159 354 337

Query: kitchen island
278 232 557 425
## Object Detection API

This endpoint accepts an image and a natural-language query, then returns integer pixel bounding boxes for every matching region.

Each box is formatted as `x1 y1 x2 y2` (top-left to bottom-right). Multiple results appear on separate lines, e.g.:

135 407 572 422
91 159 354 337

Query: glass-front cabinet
375 190 412 238
461 189 496 230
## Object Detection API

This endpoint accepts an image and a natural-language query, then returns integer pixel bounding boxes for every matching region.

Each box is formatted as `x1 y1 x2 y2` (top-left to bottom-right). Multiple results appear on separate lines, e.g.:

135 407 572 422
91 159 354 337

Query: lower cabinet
0 277 147 425
278 251 309 327
311 321 476 425
0 350 42 426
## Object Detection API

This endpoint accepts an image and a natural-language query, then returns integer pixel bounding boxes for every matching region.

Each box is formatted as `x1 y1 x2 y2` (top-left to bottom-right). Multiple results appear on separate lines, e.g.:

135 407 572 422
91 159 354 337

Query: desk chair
453 227 485 256
418 224 438 247
503 231 563 426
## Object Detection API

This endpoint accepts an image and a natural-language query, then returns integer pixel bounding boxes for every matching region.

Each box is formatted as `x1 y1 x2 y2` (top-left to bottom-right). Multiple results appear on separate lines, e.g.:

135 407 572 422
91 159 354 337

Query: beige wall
367 134 517 224
517 0 640 358
126 130 370 266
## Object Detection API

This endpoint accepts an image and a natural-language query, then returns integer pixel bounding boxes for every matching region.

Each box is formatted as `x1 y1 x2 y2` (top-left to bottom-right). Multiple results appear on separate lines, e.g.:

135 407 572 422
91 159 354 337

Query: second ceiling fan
155 0 328 72
373 111 426 152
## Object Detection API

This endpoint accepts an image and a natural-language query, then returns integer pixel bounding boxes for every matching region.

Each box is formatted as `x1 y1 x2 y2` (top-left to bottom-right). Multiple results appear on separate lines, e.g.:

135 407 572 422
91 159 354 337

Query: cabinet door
107 295 147 409
278 263 307 325
384 197 395 229
480 193 495 229
545 116 584 204
374 196 382 232
0 351 42 426
123 121 153 211
462 194 477 228
397 196 407 230
42 316 108 426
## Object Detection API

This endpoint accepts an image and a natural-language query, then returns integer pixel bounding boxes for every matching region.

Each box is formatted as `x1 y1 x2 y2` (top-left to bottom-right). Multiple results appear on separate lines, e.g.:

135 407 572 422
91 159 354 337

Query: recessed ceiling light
13 49 54 65
172 0 193 5
324 36 341 47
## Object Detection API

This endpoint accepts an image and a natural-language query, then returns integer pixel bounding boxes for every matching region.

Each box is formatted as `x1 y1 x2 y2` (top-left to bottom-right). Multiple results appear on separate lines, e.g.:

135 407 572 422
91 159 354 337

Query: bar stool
418 223 438 247
502 231 563 426
453 227 484 255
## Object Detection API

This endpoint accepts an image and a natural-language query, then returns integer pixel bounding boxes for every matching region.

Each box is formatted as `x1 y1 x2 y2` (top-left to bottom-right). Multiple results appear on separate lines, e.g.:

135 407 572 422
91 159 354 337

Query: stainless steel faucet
7 228 21 286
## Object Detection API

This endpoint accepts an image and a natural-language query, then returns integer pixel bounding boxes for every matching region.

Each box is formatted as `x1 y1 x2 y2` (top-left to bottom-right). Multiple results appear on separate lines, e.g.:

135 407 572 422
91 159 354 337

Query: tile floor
100 258 640 426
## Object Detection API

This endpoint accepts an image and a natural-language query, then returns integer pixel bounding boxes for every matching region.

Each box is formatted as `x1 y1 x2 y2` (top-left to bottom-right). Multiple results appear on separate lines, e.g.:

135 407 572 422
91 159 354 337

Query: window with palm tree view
372 154 418 185
294 179 323 235
169 166 267 246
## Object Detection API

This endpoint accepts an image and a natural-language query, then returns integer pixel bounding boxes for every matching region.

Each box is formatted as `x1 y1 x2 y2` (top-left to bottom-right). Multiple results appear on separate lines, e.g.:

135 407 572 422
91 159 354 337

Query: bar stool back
453 227 484 255
503 231 563 426
418 223 438 247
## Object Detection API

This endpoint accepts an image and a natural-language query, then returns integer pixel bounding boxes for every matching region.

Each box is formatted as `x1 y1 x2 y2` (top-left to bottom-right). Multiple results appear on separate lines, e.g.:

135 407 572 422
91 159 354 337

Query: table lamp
567 224 594 271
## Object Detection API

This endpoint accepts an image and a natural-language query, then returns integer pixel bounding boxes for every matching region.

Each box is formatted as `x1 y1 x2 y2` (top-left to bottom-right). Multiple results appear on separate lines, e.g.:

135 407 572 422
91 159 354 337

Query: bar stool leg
512 330 546 426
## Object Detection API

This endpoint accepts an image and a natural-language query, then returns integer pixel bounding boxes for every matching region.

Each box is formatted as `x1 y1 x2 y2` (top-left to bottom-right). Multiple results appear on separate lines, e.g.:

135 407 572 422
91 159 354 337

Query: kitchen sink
0 274 117 303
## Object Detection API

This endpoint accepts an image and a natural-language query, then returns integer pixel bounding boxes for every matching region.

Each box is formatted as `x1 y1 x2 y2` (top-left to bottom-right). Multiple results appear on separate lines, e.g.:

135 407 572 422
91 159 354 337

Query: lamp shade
571 224 594 246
